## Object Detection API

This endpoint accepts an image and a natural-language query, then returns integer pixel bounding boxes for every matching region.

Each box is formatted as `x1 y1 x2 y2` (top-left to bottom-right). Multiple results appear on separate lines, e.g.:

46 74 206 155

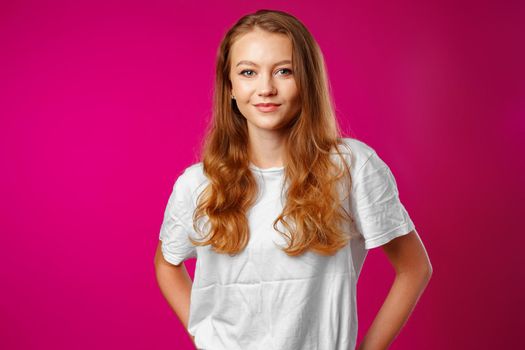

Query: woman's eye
240 70 255 77
277 68 293 75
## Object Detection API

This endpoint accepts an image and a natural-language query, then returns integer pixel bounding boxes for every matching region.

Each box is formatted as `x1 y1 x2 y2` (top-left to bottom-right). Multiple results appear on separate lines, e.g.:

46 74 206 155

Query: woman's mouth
254 103 281 112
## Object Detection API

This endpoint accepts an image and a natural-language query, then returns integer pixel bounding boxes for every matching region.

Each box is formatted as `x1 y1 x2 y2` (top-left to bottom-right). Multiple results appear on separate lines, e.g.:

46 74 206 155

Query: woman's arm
154 241 197 348
358 230 433 350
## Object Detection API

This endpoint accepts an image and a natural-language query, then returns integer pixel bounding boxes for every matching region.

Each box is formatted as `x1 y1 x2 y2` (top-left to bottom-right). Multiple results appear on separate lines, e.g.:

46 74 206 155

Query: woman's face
229 28 301 139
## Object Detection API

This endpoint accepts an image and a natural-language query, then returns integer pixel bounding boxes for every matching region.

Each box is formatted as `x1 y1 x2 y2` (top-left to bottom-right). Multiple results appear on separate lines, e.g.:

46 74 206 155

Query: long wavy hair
190 9 357 257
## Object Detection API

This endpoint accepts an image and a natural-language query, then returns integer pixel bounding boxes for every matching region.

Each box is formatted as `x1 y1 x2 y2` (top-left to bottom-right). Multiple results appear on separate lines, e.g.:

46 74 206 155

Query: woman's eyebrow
236 59 292 67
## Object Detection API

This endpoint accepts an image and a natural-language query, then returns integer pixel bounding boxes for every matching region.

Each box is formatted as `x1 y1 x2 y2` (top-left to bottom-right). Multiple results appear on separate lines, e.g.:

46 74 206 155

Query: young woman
154 9 432 350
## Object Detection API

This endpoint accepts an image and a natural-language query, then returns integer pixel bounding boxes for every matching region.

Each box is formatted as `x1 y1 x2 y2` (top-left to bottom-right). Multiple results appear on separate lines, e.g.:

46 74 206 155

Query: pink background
1 1 524 349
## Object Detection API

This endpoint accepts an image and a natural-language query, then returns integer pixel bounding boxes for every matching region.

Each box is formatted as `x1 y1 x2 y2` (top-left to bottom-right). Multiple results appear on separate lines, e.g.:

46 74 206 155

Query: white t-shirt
158 137 416 350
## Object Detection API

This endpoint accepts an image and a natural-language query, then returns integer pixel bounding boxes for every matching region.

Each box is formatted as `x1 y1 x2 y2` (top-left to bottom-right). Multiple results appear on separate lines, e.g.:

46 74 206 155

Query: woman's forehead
230 31 292 67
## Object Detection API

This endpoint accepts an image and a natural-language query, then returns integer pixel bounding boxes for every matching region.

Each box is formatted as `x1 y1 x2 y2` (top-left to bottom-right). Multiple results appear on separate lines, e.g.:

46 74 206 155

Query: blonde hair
190 9 356 257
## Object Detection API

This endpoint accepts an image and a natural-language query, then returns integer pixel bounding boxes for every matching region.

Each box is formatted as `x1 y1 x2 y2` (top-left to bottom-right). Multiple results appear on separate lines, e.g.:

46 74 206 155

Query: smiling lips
254 103 281 112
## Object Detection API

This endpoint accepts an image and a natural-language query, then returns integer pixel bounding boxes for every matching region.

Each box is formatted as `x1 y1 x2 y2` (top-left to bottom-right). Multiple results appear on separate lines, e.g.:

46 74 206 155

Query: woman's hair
190 9 356 257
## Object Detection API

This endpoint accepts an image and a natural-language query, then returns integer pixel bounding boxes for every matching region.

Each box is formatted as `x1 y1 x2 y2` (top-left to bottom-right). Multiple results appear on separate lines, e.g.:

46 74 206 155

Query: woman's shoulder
177 161 207 186
183 161 205 175
336 137 377 173
170 161 208 202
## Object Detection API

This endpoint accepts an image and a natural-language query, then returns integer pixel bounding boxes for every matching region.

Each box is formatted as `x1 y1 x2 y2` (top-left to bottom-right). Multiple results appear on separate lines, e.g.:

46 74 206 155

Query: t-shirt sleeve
350 150 416 250
158 174 197 266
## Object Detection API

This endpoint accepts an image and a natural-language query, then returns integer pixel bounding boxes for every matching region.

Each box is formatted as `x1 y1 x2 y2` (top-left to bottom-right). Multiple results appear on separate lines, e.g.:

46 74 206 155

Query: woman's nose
257 74 277 96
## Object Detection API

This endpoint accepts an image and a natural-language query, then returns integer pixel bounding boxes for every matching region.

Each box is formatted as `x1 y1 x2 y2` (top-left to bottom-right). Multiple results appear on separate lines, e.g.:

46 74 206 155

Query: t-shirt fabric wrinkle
158 137 416 350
